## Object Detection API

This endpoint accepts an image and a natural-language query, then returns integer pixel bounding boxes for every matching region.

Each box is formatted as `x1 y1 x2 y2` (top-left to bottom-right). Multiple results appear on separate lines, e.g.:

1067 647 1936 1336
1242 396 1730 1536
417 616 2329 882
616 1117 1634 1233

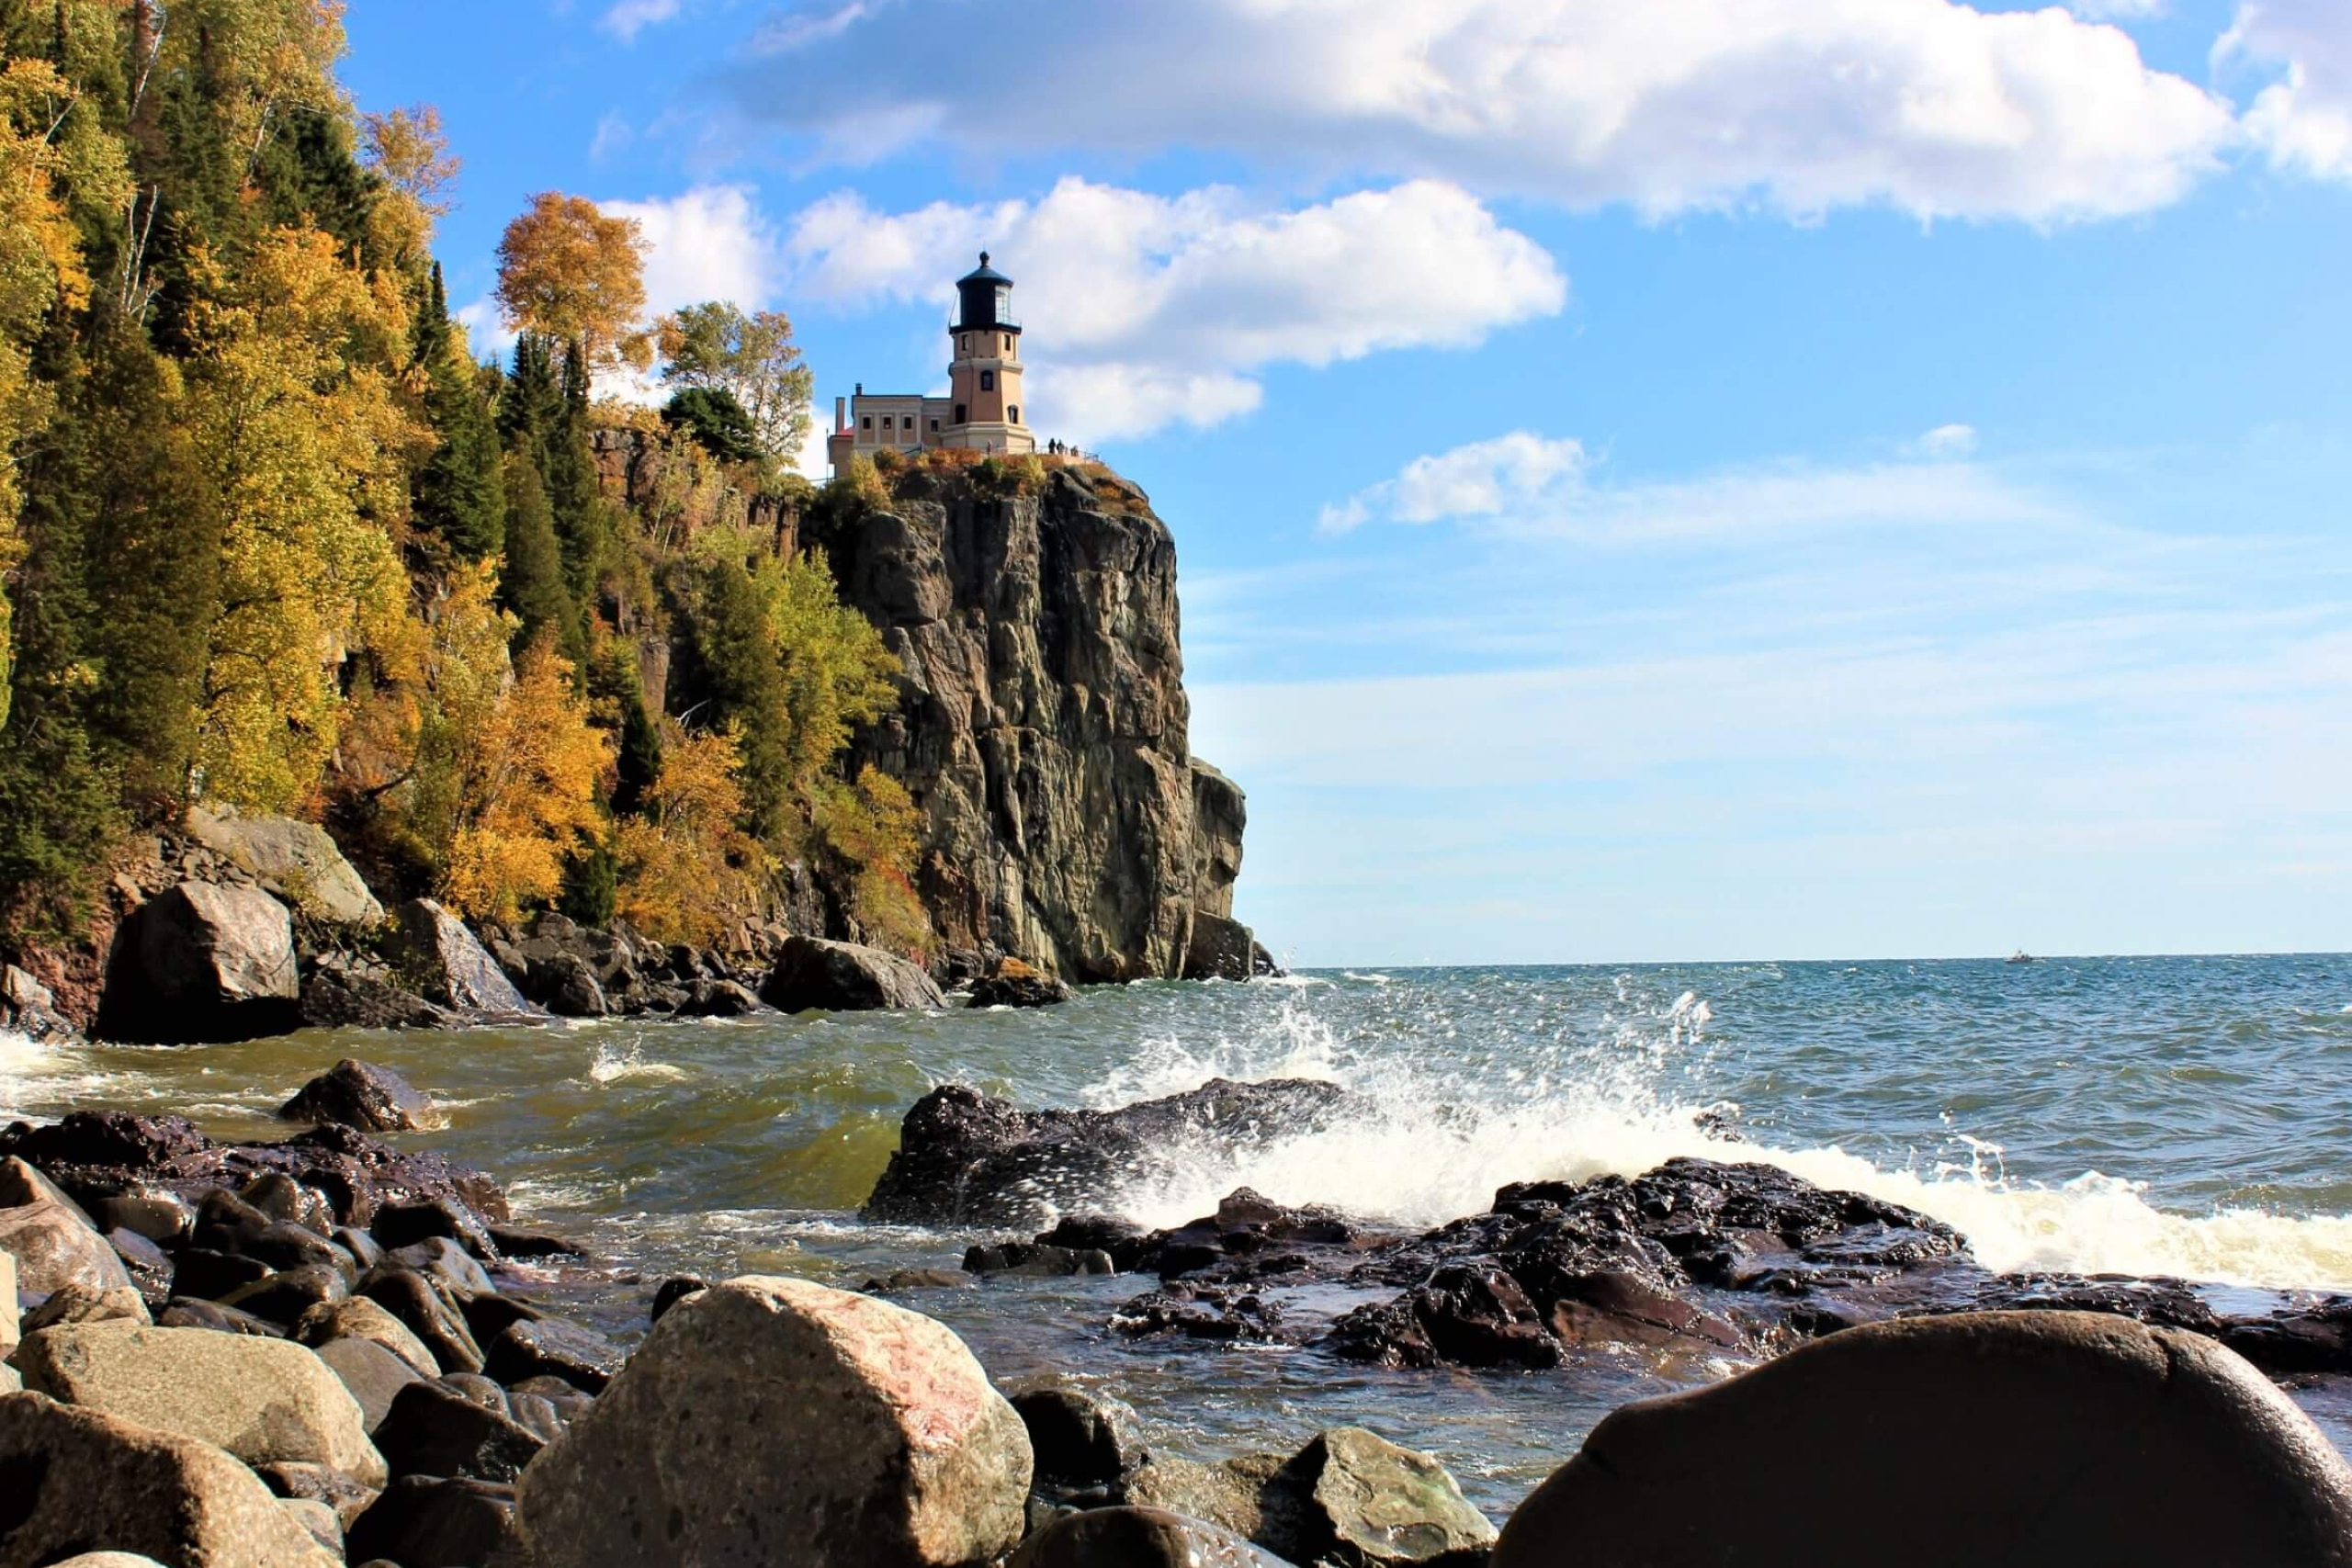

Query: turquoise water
6 953 2350 1511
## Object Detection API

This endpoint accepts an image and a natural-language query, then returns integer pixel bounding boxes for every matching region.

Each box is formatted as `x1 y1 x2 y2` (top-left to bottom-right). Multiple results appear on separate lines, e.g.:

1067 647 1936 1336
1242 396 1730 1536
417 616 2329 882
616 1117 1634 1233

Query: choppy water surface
7 954 2352 1512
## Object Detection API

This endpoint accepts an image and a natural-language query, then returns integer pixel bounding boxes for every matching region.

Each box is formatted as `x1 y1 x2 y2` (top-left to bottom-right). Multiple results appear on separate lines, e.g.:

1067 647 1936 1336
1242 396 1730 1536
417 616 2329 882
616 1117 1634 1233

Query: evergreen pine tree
498 451 578 658
413 264 506 561
543 337 608 611
684 555 795 842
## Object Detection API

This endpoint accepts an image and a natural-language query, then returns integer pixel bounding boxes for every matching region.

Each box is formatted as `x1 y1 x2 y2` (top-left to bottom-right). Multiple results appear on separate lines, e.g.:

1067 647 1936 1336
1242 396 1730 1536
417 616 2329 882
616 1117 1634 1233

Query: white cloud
1916 423 1981 458
603 185 780 319
2066 0 2165 17
783 177 1566 442
2222 0 2352 182
1320 431 2066 543
453 295 514 364
590 112 635 162
729 0 2235 223
600 0 683 42
1320 433 1588 535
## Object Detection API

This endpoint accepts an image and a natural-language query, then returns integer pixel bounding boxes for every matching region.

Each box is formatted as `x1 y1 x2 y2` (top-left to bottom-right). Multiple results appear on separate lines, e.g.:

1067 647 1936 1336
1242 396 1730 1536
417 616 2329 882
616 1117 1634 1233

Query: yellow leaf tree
615 724 769 945
186 225 424 812
494 192 650 375
443 636 612 922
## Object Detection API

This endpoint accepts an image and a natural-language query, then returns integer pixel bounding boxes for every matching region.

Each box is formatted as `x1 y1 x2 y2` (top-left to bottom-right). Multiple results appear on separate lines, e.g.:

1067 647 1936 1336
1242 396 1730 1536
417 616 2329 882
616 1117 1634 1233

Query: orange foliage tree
614 724 769 945
442 637 613 921
494 192 650 375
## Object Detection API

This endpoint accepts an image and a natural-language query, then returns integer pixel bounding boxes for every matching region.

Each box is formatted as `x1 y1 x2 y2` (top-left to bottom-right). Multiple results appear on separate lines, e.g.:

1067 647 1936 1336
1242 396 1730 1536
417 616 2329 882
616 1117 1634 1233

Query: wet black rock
298 965 454 1031
94 881 301 1043
863 1077 1353 1228
1011 1382 1150 1490
967 958 1073 1009
480 1316 625 1393
1012 1506 1293 1568
650 1275 707 1324
279 1059 438 1133
964 1240 1116 1277
371 1378 546 1483
345 1474 521 1568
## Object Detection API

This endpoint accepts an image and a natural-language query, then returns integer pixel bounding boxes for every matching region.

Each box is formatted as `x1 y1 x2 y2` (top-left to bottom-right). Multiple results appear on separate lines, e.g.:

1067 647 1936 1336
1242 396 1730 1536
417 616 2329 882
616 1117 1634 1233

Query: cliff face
821 465 1255 982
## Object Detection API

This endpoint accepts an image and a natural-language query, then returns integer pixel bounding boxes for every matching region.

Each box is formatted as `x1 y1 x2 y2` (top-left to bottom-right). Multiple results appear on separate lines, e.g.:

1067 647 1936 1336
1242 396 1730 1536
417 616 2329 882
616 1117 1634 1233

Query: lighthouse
826 253 1040 473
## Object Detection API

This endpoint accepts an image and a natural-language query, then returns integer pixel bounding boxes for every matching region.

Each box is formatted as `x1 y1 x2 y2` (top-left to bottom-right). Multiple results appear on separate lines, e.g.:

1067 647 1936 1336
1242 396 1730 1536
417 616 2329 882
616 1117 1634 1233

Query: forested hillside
0 0 927 956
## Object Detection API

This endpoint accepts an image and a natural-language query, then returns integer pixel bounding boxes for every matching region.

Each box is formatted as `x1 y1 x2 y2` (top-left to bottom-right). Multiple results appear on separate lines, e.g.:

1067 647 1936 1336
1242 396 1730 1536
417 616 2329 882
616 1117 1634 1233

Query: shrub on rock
0 1391 340 1566
1490 1310 2352 1568
516 1273 1032 1566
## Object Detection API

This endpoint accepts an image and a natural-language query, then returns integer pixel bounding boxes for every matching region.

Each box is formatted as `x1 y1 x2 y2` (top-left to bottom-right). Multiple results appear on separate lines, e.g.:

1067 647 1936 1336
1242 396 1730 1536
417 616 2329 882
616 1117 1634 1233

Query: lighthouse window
1009 405 1019 423
980 370 995 391
860 415 872 431
955 403 967 423
929 418 940 432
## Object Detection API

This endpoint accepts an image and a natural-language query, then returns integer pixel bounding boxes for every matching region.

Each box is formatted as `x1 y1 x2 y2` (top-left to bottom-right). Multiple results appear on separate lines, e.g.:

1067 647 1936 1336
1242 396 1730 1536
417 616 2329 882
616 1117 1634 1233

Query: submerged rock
95 881 300 1043
863 1077 1352 1227
278 1059 438 1133
1491 1311 2352 1568
515 1274 1032 1567
968 956 1073 1009
0 1392 340 1566
759 933 946 1012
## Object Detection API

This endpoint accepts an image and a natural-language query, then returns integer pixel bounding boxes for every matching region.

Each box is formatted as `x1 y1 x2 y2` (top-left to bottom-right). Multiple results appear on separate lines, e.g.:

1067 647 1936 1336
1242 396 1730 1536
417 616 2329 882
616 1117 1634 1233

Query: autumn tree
185 225 422 811
656 301 813 467
820 765 929 957
441 635 612 921
360 102 458 217
614 724 766 944
494 192 650 376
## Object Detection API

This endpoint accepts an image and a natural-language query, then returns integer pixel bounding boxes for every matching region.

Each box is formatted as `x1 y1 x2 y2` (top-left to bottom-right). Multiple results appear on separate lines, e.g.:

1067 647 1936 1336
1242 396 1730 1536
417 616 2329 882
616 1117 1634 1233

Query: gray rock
22 1282 151 1332
0 1365 17 1393
91 1189 195 1244
967 957 1073 1009
1184 909 1270 982
187 803 384 925
481 1315 623 1393
1295 1427 1495 1567
383 897 538 1014
1189 759 1248 921
1491 1310 2352 1568
294 1294 440 1378
0 1391 340 1566
516 1273 1032 1566
44 1555 175 1568
0 1190 135 1297
0 1249 14 1359
829 471 1255 981
254 1459 383 1530
357 1266 484 1374
297 965 453 1031
278 1496 343 1555
1 963 77 1041
674 976 764 1017
1122 1451 1295 1544
1013 1506 1295 1568
218 1265 349 1326
532 950 607 1017
315 1336 425 1433
760 934 946 1012
279 1058 439 1132
16 1319 389 1486
96 880 301 1043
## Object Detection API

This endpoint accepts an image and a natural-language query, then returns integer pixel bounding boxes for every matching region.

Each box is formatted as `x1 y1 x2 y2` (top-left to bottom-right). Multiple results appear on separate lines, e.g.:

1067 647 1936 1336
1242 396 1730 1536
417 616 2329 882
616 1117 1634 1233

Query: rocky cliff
814 464 1262 983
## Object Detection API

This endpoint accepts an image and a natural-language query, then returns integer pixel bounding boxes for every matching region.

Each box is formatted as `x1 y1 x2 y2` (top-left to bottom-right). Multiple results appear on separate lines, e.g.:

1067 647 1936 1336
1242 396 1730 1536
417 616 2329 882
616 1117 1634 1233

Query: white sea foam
585 1042 688 1086
1080 989 2352 1294
0 1027 128 1120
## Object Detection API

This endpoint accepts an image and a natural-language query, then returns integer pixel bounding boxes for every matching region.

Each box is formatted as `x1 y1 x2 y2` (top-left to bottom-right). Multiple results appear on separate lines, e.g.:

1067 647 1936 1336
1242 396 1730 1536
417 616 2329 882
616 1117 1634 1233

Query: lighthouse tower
943 254 1035 455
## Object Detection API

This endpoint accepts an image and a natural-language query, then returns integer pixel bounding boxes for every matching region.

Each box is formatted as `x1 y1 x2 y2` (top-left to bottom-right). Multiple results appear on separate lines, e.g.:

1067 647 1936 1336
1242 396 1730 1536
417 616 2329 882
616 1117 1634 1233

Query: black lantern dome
955 252 1019 335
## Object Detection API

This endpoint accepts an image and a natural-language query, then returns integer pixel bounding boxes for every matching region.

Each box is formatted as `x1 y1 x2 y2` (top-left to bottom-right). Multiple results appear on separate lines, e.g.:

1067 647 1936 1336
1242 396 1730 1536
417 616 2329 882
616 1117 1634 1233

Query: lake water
6 953 2350 1514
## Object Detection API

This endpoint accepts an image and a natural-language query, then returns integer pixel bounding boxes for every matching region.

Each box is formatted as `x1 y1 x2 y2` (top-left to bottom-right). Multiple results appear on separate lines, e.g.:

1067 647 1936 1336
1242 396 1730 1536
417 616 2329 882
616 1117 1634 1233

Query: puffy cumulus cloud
2222 0 2352 182
783 177 1566 442
603 185 781 319
1320 433 1589 535
1321 431 2072 543
729 0 2234 223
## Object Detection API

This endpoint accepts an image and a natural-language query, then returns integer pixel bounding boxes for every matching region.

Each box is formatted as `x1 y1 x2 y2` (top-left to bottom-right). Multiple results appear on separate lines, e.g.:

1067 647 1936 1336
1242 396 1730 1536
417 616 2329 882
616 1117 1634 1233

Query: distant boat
2006 950 2037 964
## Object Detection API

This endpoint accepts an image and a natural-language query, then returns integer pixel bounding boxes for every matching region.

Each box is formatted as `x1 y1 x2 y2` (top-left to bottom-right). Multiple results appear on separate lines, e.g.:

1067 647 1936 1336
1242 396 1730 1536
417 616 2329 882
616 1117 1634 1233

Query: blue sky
344 0 2352 964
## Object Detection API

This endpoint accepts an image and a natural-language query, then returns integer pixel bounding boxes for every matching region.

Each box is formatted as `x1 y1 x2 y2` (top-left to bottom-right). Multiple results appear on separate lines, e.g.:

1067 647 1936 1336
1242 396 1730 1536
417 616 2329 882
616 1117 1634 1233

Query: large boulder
383 897 537 1014
0 1392 339 1567
1491 1311 2352 1568
863 1077 1352 1227
16 1320 389 1486
1 963 77 1042
186 803 383 926
516 1274 1032 1567
1183 910 1275 983
277 1059 437 1133
761 934 946 1012
967 957 1072 1009
0 1250 15 1359
1012 1506 1292 1567
0 1159 134 1296
95 881 300 1043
